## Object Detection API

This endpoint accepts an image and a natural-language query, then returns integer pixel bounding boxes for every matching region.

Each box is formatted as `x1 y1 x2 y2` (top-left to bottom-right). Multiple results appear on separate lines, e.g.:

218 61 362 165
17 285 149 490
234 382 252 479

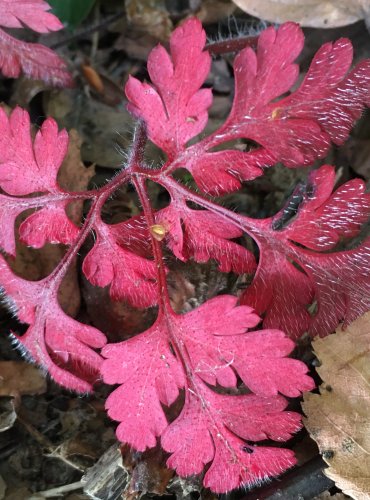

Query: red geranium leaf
103 297 313 492
241 165 370 338
19 202 79 248
220 25 370 167
0 193 25 255
0 256 106 392
102 322 185 450
82 220 157 308
2 18 369 494
0 29 72 86
202 429 294 493
0 0 63 32
157 204 256 273
0 194 79 255
298 241 370 337
182 23 370 196
125 18 212 158
176 296 313 396
0 109 79 255
281 165 370 250
187 149 275 196
0 255 38 323
241 243 314 338
242 236 370 338
108 214 152 257
163 388 300 493
0 0 73 88
0 108 69 195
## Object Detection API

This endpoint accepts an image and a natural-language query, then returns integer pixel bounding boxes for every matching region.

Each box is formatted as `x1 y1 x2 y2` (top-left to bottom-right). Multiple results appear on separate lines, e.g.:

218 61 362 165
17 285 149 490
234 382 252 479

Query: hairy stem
205 35 258 56
133 175 172 312
47 176 128 289
130 120 173 311
156 175 266 237
44 123 149 290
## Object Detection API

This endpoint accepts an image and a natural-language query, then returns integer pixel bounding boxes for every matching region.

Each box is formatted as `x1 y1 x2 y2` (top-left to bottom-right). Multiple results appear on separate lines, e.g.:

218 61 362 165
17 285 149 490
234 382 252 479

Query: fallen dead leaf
0 361 46 397
232 0 370 29
115 31 161 61
57 129 95 316
9 77 52 109
302 312 370 500
121 444 174 497
57 129 95 225
125 0 172 40
196 0 237 24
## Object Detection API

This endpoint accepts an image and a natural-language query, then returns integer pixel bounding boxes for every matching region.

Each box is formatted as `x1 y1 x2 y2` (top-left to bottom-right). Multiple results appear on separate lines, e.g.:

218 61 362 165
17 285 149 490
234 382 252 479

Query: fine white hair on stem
207 16 275 48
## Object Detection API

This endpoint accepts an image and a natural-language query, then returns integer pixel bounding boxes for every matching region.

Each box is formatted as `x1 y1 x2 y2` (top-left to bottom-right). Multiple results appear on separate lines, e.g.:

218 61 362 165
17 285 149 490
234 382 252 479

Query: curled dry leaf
232 0 370 29
302 312 370 500
125 0 172 40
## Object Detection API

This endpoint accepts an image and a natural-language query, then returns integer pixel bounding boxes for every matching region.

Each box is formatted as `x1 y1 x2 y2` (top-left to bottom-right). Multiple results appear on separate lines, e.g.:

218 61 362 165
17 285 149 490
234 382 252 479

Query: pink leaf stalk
0 18 369 493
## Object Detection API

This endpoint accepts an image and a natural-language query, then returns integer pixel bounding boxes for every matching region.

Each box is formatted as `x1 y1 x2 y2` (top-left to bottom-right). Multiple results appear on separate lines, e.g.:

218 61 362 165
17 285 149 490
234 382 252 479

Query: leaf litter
303 312 370 500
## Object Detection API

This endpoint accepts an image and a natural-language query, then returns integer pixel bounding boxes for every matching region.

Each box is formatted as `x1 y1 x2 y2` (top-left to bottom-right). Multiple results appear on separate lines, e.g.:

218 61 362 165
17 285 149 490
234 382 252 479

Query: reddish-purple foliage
0 18 369 492
102 297 312 492
0 0 73 87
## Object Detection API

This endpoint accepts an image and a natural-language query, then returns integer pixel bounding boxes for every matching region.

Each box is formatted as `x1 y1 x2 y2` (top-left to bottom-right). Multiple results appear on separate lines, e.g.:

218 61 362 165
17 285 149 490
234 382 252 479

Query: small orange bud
82 65 104 94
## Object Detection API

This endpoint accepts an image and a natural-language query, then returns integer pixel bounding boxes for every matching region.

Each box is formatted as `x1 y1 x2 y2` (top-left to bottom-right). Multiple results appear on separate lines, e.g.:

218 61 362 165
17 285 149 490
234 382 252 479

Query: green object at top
48 0 97 29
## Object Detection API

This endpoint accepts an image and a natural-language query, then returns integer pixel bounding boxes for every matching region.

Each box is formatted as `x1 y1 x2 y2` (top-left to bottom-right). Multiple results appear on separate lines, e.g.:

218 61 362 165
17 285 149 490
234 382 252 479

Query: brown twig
50 11 124 50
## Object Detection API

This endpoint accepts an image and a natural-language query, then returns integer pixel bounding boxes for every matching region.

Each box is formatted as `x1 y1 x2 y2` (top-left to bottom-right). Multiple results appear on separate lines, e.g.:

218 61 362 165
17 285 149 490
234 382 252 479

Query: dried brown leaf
302 312 370 500
196 0 236 24
125 0 172 40
232 0 370 29
0 361 46 397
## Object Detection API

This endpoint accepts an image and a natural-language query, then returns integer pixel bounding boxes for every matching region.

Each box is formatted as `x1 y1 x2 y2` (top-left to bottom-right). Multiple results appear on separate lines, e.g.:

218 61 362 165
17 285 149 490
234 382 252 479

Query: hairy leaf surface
102 297 313 492
242 165 370 337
